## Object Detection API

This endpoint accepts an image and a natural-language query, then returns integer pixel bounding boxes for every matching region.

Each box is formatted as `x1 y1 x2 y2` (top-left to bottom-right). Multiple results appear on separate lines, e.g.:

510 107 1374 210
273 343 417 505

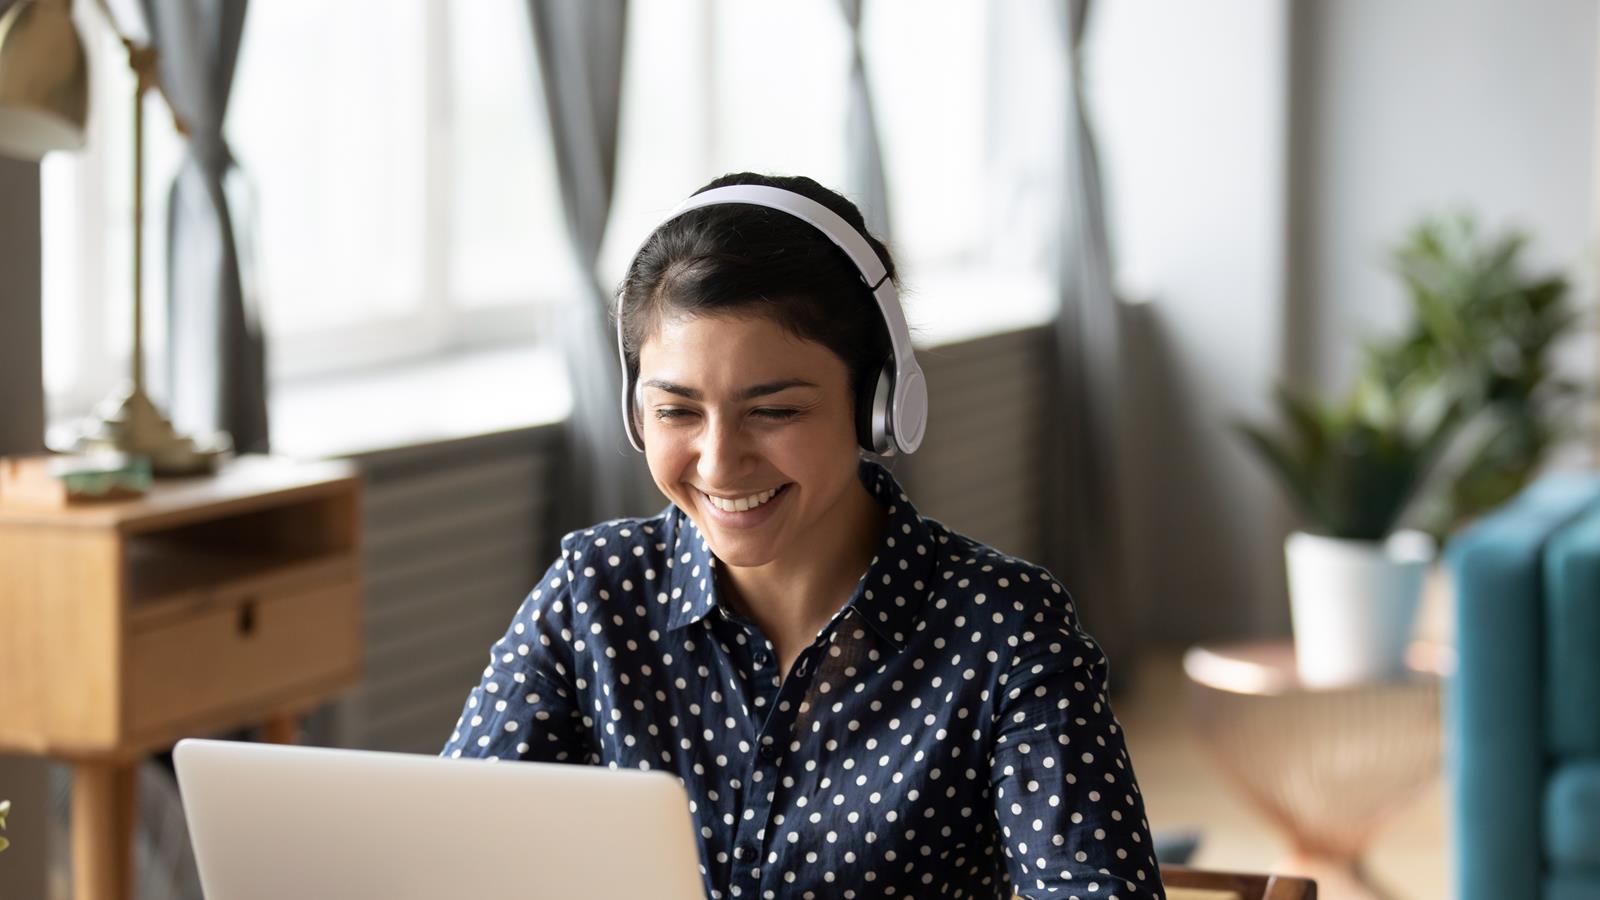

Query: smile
698 483 791 513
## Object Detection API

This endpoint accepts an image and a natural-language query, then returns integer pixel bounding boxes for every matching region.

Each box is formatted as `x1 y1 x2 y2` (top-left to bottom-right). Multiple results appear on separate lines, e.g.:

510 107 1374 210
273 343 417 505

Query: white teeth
704 486 782 513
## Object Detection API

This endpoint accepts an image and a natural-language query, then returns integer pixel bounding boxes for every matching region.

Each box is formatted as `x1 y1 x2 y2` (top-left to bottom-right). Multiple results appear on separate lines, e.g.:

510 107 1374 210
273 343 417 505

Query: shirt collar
664 458 937 651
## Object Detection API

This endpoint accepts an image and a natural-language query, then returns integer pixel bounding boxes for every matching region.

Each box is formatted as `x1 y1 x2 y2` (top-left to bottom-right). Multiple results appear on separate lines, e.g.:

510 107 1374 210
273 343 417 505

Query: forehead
637 312 846 387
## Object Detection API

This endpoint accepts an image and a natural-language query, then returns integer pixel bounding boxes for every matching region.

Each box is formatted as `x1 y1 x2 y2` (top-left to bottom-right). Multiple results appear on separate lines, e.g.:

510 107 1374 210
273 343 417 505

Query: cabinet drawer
124 579 361 740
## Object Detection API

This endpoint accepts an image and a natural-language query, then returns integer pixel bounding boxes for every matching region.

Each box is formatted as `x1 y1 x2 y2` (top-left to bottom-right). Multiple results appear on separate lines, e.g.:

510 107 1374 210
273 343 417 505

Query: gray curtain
527 0 659 529
1044 0 1132 671
138 0 267 453
837 0 891 238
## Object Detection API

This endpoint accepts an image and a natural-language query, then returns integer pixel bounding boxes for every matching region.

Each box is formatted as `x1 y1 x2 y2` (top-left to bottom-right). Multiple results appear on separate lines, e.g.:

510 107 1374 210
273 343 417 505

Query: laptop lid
173 738 706 900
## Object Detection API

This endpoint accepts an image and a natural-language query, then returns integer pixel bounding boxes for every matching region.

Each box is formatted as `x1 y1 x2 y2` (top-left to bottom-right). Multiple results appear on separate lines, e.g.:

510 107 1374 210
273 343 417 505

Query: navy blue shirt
442 458 1164 898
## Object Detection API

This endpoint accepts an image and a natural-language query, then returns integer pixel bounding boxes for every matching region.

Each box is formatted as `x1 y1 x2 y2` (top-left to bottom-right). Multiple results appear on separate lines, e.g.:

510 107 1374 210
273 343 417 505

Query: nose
696 411 754 487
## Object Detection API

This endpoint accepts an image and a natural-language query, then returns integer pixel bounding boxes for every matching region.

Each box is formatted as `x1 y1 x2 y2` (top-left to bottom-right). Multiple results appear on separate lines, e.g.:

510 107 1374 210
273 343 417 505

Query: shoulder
916 517 1104 691
554 510 676 577
922 517 1079 633
917 526 1113 714
526 508 679 618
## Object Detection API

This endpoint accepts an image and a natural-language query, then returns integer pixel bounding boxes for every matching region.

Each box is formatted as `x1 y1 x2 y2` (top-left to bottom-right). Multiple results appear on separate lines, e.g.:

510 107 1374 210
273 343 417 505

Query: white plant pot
1284 529 1435 687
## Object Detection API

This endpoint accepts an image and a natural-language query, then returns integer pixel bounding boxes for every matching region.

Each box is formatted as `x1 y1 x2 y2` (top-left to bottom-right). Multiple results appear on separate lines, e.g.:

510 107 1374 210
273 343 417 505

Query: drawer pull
237 599 258 637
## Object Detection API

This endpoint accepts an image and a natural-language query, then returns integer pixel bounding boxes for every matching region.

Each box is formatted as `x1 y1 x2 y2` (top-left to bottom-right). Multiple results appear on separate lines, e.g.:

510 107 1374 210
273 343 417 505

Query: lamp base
72 384 232 477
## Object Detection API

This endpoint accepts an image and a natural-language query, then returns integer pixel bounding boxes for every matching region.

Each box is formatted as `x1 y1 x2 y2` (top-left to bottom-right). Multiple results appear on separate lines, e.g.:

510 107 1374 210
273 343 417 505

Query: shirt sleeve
991 596 1165 899
440 548 593 763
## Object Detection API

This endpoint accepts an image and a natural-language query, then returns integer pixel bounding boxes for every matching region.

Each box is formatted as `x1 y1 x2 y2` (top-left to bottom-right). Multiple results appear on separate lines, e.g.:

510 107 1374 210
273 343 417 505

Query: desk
1183 642 1443 900
0 455 363 900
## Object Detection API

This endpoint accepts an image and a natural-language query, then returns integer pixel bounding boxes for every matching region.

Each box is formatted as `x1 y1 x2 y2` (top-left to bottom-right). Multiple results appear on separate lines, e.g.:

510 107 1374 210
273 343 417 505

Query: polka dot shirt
442 458 1164 899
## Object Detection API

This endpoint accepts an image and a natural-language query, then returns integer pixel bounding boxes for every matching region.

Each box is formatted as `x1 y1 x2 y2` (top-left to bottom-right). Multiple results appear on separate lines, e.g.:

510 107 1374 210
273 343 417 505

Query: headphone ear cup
627 377 645 450
856 360 894 455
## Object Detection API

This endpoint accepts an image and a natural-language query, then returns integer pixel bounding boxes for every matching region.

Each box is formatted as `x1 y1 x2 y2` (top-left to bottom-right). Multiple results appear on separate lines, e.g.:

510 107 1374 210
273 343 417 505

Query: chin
697 530 776 568
712 549 774 570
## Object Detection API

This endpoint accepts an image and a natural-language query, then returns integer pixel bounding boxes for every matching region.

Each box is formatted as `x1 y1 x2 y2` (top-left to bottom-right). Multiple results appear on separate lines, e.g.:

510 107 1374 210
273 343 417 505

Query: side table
1182 641 1447 900
0 455 364 900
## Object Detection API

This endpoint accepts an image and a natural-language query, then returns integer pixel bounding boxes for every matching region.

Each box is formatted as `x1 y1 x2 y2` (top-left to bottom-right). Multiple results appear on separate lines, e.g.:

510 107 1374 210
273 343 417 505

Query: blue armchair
1447 473 1600 900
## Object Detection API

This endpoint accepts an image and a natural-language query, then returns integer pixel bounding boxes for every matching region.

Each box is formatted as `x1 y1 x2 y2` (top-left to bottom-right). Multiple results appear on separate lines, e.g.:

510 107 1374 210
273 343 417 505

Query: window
40 3 184 422
42 0 1060 429
43 0 571 421
603 0 1059 329
232 0 574 378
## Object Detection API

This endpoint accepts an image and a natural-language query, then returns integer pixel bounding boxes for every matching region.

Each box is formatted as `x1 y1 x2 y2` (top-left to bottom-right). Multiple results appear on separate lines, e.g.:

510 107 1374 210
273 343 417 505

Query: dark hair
615 172 899 419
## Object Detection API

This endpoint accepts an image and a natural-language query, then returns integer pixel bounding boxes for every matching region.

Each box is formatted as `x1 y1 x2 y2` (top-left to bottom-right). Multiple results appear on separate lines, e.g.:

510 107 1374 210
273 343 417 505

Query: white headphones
616 184 928 457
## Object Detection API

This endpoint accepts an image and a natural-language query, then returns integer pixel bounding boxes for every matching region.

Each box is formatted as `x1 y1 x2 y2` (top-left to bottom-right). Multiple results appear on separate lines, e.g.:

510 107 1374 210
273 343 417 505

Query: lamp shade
0 0 89 160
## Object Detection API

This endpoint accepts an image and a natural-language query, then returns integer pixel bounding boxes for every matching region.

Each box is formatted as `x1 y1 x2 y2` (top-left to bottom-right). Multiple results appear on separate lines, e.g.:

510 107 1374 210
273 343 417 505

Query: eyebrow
640 378 820 401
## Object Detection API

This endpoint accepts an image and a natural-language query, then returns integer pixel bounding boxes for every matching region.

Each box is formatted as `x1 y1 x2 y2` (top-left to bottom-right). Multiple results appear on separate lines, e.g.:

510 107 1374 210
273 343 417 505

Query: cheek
641 430 688 478
787 410 859 455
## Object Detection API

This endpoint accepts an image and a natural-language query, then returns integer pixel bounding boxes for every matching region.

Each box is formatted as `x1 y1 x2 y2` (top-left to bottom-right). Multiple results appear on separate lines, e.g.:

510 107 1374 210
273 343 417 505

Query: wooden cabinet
0 455 363 900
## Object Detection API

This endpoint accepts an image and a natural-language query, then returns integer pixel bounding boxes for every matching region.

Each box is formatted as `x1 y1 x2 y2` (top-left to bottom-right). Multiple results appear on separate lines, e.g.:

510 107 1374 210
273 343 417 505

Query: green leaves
1235 378 1459 540
1239 213 1582 541
1386 214 1581 533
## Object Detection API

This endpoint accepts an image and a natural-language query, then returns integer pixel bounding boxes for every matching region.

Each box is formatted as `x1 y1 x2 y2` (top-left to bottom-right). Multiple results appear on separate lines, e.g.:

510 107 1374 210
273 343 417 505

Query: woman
443 172 1165 899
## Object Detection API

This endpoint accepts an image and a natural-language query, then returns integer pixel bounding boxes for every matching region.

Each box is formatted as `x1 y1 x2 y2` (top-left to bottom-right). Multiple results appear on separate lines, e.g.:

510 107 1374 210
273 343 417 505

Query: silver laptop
173 738 706 899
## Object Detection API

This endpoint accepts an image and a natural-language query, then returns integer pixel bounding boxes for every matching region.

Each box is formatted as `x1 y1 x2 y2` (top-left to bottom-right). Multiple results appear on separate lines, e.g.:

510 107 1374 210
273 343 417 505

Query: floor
1116 647 1450 900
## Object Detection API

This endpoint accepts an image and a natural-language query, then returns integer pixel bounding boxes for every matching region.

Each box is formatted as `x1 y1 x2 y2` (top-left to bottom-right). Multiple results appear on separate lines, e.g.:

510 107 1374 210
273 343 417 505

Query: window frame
44 0 1050 428
43 0 558 420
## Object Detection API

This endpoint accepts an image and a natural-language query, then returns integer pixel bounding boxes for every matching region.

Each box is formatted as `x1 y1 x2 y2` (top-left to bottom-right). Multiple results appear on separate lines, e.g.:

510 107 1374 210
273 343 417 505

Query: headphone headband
616 184 928 455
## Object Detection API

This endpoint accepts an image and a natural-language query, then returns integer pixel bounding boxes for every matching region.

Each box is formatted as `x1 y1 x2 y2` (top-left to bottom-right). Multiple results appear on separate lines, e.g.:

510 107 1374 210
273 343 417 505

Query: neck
718 475 888 648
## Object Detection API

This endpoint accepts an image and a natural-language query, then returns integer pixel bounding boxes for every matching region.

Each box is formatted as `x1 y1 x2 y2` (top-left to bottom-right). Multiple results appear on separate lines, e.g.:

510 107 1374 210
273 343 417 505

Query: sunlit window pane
41 9 182 410
448 0 575 308
601 0 710 287
40 154 82 401
230 0 428 335
710 2 849 196
41 0 1045 423
866 0 992 271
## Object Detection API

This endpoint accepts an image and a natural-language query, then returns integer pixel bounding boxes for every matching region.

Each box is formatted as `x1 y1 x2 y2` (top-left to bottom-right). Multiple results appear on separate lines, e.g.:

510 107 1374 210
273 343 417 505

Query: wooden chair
1160 865 1317 900
1012 866 1316 900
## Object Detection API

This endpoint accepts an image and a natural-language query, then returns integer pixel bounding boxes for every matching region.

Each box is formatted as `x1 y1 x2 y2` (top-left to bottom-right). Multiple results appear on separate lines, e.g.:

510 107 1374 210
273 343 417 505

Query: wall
1291 0 1598 396
0 156 52 900
1089 0 1296 641
1089 0 1600 643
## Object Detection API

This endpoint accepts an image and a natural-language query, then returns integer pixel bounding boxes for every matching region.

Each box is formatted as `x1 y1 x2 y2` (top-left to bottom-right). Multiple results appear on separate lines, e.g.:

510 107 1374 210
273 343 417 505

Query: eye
753 408 798 421
652 408 695 421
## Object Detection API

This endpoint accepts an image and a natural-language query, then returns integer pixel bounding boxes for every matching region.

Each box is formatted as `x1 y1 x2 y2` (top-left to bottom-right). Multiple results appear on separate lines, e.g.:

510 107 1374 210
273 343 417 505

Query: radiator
332 429 563 754
894 325 1051 564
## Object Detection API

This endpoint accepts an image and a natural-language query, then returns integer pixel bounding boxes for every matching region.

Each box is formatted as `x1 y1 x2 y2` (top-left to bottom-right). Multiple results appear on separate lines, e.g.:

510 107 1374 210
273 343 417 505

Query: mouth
696 482 793 527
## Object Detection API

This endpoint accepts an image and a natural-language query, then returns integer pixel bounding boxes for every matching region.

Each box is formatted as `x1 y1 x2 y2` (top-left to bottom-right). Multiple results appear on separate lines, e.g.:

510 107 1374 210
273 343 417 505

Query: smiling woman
636 313 882 651
441 173 1165 899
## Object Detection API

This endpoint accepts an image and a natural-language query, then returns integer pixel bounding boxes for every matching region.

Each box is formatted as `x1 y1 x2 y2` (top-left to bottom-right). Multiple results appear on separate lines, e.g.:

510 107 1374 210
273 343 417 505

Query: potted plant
1380 215 1582 536
1238 374 1457 686
1239 214 1580 686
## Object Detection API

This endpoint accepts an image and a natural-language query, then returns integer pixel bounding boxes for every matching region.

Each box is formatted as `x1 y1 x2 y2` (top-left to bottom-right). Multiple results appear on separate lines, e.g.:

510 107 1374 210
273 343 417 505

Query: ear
631 377 647 448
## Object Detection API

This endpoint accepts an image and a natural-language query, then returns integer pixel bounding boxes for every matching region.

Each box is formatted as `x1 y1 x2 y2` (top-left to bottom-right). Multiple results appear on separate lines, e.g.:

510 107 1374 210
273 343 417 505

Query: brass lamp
0 0 87 157
0 0 229 475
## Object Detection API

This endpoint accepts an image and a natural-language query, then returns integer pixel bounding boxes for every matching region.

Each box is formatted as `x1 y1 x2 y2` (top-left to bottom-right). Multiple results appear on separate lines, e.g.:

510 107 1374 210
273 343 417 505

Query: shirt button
759 743 778 761
735 841 758 861
753 650 769 664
